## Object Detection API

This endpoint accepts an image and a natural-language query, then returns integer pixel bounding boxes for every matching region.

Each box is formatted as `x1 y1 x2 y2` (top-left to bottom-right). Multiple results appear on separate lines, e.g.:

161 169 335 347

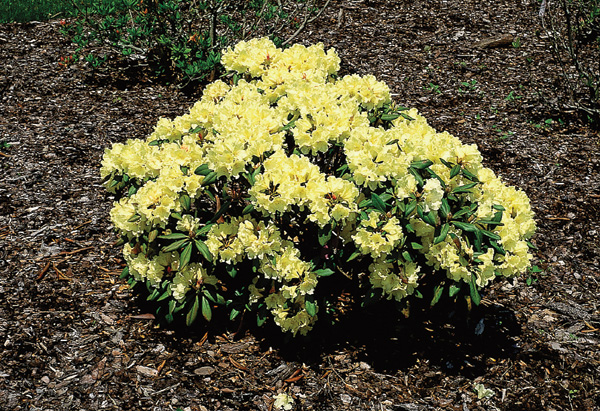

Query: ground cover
0 0 599 410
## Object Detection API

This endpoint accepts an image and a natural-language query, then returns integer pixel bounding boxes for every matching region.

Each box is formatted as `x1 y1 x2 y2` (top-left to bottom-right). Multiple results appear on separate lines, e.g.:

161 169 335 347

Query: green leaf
336 163 349 176
439 158 453 168
314 268 334 277
194 239 212 263
210 199 231 223
281 119 297 131
147 287 160 301
242 171 255 186
179 242 193 270
410 242 423 250
449 283 461 297
405 200 417 218
159 233 189 240
186 295 199 326
451 221 478 232
469 275 481 306
318 224 332 246
180 194 191 211
162 237 190 253
226 265 237 278
230 308 241 321
120 265 130 279
305 296 317 317
410 159 434 169
370 193 387 213
431 282 445 306
256 305 268 327
408 167 424 186
157 286 171 302
194 164 211 176
346 250 361 262
196 224 214 236
477 219 504 227
450 165 461 179
162 238 189 252
452 207 471 220
251 164 262 180
422 210 438 226
148 229 159 243
202 296 212 321
439 198 451 219
492 204 506 211
461 168 479 182
480 229 501 241
451 182 479 194
381 113 400 121
203 288 225 305
489 240 506 255
474 228 483 252
168 299 177 315
433 223 450 244
529 265 543 273
127 214 141 223
201 171 219 186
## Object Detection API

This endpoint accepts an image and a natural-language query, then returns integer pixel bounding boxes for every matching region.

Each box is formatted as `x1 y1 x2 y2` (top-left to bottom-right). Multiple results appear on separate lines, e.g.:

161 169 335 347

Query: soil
1 0 600 410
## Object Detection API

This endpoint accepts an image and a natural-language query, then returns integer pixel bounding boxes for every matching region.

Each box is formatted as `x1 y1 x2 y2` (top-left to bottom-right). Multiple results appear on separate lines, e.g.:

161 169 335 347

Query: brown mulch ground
1 0 600 410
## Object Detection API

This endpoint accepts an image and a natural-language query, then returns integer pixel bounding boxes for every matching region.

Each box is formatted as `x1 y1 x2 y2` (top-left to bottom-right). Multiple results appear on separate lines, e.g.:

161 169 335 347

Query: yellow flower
368 258 420 301
273 393 294 411
352 213 404 258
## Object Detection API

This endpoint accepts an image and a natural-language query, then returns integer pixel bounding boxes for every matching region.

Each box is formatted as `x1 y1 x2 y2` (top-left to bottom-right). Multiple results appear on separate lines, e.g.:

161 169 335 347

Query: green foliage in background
58 0 329 88
541 0 600 126
0 0 112 23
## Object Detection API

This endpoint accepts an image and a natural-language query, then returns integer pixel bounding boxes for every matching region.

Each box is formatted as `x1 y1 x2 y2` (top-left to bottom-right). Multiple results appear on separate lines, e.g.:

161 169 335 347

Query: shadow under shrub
101 38 536 340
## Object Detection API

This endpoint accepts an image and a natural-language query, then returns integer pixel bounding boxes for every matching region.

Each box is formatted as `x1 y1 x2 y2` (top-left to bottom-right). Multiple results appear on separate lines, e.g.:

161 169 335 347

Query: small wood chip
221 342 250 354
194 366 215 376
136 365 159 377
474 34 514 49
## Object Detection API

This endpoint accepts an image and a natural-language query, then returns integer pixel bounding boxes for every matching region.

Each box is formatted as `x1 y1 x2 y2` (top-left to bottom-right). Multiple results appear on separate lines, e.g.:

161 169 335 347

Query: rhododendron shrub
101 38 536 336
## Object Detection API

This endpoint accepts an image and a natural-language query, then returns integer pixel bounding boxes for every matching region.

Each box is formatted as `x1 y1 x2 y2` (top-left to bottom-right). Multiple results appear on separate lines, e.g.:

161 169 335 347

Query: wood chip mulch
1 0 599 410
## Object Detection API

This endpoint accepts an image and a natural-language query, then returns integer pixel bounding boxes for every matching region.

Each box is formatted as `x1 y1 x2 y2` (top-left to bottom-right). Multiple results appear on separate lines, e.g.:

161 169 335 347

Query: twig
74 220 92 230
281 0 332 46
36 262 52 281
60 246 94 256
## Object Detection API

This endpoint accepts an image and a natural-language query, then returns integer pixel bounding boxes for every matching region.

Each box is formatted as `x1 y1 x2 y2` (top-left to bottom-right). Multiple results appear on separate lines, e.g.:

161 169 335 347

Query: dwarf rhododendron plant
101 38 536 336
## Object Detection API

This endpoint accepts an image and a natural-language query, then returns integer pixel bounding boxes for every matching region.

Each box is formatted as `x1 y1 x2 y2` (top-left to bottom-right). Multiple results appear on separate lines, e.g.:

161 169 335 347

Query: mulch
1 0 599 410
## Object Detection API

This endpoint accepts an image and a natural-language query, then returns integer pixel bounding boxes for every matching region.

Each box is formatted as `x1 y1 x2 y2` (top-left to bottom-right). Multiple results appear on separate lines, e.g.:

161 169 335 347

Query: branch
281 0 331 47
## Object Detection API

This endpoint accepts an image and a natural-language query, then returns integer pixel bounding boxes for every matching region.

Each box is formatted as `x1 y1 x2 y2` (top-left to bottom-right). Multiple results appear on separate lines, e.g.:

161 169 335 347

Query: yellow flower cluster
352 212 404 259
102 37 536 335
205 216 283 263
368 258 420 301
123 242 179 286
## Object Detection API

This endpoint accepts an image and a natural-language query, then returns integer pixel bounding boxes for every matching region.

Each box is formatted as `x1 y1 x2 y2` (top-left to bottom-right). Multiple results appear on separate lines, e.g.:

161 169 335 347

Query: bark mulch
1 0 599 410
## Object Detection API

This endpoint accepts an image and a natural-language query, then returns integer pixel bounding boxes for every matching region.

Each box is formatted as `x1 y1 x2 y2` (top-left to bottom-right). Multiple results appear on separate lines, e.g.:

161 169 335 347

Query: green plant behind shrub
541 0 600 126
101 38 536 336
60 0 329 88
0 0 115 23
